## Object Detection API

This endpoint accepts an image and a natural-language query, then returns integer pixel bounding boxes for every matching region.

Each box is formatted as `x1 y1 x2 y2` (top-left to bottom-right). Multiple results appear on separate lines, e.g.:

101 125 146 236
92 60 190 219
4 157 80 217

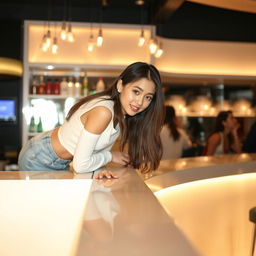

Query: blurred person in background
160 105 192 160
205 110 241 156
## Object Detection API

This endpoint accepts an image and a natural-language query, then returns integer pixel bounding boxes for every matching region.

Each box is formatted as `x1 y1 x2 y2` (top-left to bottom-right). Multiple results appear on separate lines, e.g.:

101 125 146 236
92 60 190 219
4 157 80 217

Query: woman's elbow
73 161 91 173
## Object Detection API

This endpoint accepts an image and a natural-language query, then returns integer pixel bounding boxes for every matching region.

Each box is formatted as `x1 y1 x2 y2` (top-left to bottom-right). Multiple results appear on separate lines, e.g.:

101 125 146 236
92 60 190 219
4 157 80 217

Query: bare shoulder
81 106 113 134
208 133 221 144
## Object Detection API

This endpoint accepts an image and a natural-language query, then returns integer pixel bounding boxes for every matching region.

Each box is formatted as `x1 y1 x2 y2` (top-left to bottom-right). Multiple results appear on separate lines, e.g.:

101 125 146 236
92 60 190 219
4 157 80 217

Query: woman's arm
230 129 242 153
73 106 129 173
205 133 221 156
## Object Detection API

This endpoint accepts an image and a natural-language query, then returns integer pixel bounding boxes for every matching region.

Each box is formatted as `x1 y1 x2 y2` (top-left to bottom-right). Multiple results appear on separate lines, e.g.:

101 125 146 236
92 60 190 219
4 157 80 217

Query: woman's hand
95 170 118 179
111 151 130 166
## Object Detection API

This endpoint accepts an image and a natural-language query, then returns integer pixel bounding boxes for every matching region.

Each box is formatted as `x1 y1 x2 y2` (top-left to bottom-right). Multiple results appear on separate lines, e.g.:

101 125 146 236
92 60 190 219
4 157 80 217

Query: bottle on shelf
60 77 68 96
37 75 45 95
30 76 37 95
29 115 37 133
53 79 61 95
82 74 88 97
67 77 74 97
74 77 81 97
37 117 43 133
96 77 105 92
45 78 52 95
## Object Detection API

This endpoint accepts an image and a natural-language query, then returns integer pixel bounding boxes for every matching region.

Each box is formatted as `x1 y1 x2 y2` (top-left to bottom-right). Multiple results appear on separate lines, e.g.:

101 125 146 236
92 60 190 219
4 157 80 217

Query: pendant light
149 26 157 54
96 27 103 47
138 4 145 47
52 23 58 54
96 5 104 47
88 23 94 52
60 0 67 40
60 21 67 40
67 22 74 42
155 41 163 58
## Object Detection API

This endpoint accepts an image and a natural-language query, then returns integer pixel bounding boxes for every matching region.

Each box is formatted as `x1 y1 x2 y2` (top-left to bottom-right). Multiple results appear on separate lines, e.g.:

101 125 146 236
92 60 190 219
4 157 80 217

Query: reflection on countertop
0 167 201 256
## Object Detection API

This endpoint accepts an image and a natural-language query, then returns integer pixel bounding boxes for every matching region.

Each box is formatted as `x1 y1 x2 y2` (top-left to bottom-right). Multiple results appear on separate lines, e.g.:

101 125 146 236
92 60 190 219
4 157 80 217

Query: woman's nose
136 96 143 106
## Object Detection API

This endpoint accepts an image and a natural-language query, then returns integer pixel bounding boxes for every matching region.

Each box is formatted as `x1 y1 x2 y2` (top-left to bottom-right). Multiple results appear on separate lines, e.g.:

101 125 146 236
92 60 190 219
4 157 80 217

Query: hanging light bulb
52 37 58 54
155 42 163 58
87 34 94 52
40 34 48 52
138 29 145 47
67 23 75 42
97 28 103 47
45 29 51 48
149 37 157 54
60 21 67 40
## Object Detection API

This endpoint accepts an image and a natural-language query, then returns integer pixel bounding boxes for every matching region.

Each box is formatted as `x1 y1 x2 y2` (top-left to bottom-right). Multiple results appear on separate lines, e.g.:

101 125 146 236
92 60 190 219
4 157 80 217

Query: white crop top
58 96 120 173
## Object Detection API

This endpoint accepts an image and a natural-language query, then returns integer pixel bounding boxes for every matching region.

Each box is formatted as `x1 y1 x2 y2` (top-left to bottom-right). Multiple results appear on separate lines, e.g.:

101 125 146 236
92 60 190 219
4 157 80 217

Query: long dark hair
164 106 180 141
66 62 165 173
213 110 232 133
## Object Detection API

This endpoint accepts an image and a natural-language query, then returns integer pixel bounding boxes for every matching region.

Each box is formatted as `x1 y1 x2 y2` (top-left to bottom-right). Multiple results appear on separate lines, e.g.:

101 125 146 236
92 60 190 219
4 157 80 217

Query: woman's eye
133 90 140 95
146 96 153 102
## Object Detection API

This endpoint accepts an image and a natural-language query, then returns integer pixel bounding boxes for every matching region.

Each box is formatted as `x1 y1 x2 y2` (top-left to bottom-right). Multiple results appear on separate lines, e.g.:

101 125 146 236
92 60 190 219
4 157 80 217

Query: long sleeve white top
58 96 120 173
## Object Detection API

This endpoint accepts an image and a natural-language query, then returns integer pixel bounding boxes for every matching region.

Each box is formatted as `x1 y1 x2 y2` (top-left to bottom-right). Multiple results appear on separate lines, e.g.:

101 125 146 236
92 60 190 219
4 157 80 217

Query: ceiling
0 0 256 42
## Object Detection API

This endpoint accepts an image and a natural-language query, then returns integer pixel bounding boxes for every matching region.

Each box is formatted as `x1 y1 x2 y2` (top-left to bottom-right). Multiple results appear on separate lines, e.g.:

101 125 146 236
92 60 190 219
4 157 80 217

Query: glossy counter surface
0 168 200 256
142 154 256 256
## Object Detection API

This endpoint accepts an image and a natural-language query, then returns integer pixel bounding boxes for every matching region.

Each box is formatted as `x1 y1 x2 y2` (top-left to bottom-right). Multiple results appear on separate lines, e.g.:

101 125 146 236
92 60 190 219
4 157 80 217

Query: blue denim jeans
18 131 71 171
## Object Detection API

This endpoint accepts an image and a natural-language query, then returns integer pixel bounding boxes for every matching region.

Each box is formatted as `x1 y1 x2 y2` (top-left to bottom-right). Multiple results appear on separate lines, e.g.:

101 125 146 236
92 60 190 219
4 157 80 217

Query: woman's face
117 78 156 116
223 113 236 130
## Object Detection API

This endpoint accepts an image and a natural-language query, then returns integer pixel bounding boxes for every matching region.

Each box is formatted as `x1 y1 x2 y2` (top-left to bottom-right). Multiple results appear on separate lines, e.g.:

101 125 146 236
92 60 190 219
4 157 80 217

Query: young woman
204 110 241 156
160 106 192 159
18 62 165 177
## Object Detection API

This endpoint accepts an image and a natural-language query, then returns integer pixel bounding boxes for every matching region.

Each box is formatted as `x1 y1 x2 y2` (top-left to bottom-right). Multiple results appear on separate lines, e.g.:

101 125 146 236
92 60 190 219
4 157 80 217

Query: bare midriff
51 127 73 160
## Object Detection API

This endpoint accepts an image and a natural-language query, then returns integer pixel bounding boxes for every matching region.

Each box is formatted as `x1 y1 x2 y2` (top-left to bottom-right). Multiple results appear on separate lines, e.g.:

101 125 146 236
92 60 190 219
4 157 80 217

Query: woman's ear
117 79 123 93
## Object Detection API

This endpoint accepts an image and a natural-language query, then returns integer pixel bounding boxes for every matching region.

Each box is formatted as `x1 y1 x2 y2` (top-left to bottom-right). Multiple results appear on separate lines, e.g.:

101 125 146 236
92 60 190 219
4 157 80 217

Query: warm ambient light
155 173 256 256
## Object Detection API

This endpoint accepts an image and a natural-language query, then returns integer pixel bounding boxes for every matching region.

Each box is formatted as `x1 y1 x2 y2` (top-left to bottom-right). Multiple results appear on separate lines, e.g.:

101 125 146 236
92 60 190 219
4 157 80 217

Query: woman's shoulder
208 132 221 143
80 96 114 112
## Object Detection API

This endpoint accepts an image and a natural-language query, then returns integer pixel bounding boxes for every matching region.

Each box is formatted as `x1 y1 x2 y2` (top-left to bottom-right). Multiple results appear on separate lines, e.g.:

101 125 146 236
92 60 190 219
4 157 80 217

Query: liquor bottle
37 117 43 133
67 77 74 97
37 75 45 94
82 74 88 96
45 78 52 94
53 79 61 95
96 77 105 92
30 76 37 95
60 77 68 96
74 78 81 97
29 116 37 133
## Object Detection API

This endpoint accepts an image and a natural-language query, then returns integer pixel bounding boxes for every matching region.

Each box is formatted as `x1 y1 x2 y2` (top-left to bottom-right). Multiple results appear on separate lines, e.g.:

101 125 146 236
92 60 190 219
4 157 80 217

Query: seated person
205 110 241 156
160 106 192 160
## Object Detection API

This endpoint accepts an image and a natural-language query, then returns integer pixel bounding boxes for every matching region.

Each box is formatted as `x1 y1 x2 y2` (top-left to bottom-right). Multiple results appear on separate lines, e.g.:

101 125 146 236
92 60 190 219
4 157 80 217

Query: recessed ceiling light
135 0 145 5
46 65 54 70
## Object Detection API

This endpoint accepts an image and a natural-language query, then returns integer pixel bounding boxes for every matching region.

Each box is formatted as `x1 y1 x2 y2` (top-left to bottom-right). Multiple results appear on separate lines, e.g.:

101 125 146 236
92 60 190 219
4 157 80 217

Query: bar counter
1 154 256 256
